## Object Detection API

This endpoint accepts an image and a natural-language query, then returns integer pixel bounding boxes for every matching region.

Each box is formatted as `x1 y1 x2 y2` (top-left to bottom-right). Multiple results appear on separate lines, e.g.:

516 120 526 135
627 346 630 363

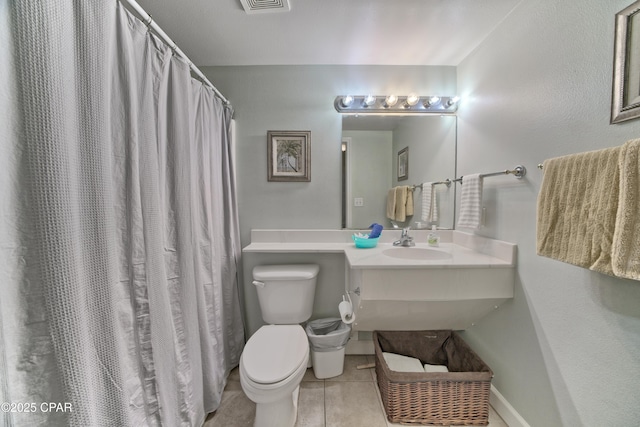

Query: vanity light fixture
334 95 460 114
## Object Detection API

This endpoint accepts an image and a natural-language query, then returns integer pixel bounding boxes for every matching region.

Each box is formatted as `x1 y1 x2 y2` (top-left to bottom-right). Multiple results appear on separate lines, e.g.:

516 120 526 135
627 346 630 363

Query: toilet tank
252 264 319 324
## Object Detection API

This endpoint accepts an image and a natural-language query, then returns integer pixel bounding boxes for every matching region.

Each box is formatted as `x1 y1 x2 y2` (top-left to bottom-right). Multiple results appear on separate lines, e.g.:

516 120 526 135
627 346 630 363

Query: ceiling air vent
239 0 291 14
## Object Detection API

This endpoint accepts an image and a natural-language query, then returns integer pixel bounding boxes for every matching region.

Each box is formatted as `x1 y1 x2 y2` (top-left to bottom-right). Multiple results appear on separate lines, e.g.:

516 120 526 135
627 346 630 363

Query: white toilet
240 264 319 427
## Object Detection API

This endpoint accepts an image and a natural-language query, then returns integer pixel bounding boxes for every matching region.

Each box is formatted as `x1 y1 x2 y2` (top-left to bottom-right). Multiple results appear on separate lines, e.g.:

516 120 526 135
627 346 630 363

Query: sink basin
382 247 452 260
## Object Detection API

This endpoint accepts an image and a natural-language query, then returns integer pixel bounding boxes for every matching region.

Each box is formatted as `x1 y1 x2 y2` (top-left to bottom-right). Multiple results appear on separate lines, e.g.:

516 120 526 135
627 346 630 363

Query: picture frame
267 130 311 182
611 1 640 123
397 147 409 181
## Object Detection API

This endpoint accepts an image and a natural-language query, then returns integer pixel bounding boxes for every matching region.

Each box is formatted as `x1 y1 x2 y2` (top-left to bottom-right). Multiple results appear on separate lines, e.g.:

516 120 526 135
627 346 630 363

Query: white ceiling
135 0 522 67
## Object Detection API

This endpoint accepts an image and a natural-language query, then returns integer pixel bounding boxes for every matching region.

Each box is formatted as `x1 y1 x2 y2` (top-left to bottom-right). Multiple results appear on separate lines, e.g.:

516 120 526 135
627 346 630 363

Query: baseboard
490 385 530 427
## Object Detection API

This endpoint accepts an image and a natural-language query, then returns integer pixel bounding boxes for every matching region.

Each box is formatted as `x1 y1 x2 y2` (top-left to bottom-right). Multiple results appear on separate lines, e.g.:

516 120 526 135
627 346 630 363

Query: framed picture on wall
267 130 311 182
397 147 409 181
611 1 640 123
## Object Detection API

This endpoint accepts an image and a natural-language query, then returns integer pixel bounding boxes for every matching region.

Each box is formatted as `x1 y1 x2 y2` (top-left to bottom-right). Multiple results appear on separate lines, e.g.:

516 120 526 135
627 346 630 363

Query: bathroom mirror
341 115 457 230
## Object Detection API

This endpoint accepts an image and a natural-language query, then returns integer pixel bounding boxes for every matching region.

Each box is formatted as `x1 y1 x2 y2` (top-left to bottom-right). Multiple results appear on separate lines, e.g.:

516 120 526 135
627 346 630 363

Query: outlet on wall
354 197 364 207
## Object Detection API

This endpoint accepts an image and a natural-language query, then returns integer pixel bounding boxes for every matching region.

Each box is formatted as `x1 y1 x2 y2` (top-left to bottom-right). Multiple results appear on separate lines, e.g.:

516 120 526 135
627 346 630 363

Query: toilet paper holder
339 294 355 324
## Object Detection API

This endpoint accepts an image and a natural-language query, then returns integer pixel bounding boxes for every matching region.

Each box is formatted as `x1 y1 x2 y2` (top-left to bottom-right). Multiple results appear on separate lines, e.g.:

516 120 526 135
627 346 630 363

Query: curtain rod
119 0 230 105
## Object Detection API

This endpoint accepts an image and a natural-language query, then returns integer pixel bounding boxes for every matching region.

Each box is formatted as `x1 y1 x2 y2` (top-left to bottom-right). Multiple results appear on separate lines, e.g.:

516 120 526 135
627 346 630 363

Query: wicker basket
374 330 493 426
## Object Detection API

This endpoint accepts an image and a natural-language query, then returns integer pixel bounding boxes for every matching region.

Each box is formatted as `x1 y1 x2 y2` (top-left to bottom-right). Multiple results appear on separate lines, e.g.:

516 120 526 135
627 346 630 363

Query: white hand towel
420 182 438 223
457 174 483 229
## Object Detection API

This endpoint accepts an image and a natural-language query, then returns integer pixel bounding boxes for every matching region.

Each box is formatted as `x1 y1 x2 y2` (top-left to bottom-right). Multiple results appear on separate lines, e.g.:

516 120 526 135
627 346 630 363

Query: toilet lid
243 325 308 384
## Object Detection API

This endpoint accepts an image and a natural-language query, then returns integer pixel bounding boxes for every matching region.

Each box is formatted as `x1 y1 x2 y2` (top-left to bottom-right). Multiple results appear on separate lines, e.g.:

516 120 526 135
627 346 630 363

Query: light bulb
405 93 420 107
446 96 460 108
384 95 398 108
341 95 354 107
424 96 440 107
363 95 376 107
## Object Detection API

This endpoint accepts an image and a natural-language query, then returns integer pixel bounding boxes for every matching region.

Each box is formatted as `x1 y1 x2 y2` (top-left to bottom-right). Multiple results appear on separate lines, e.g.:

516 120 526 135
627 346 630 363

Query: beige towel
612 139 640 280
386 188 397 220
387 186 414 222
395 186 408 221
406 186 414 216
537 146 621 276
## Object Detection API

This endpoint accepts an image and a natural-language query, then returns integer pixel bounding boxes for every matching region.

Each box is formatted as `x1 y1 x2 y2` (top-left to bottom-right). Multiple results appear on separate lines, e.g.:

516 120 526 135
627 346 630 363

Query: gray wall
202 65 457 337
456 0 640 426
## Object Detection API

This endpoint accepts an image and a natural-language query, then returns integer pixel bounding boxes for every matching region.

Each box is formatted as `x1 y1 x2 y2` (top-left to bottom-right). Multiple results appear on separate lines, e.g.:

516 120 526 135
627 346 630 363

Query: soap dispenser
427 225 440 247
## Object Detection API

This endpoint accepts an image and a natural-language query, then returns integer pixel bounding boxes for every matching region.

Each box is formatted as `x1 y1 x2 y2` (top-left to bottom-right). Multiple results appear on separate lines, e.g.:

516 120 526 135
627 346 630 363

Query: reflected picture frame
397 146 409 181
267 130 311 182
611 1 640 123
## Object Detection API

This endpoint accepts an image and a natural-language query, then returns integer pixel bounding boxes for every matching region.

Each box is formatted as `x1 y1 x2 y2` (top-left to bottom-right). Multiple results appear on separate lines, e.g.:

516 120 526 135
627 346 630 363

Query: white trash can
305 318 351 379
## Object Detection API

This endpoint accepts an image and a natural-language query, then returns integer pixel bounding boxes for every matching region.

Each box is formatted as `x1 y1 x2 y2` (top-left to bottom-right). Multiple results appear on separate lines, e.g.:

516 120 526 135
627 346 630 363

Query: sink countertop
344 243 513 269
243 229 516 269
242 242 349 253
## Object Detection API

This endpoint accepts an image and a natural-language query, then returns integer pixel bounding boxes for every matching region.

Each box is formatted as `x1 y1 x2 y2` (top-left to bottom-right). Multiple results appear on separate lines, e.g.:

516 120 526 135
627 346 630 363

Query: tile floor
203 355 509 427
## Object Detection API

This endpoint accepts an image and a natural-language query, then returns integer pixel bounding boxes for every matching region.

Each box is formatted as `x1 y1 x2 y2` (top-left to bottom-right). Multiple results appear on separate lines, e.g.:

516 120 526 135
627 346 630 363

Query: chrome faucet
393 226 415 247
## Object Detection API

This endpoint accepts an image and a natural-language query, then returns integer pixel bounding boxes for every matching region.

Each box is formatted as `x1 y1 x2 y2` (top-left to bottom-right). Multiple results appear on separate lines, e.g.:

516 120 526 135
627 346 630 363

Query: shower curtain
0 1 244 426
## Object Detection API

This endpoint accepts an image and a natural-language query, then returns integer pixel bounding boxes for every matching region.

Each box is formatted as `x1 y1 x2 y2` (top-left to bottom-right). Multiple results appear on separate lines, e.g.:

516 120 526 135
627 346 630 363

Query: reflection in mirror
341 115 456 230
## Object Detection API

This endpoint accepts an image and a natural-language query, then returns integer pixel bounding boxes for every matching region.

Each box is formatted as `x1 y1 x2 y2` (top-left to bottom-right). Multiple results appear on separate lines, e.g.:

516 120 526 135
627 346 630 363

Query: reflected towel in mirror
421 182 438 223
387 186 414 222
395 186 408 221
386 188 397 220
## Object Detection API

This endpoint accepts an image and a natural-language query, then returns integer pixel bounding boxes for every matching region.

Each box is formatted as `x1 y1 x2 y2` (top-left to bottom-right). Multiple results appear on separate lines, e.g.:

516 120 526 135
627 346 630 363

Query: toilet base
254 385 300 427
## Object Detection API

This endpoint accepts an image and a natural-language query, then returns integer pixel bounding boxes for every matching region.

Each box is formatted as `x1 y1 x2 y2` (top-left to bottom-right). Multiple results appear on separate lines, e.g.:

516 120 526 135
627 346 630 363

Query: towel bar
410 179 452 191
452 165 527 182
410 165 526 189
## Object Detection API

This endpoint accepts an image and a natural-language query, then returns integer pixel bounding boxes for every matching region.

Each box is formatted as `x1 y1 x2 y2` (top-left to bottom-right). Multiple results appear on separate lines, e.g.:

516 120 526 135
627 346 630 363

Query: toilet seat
242 325 308 384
